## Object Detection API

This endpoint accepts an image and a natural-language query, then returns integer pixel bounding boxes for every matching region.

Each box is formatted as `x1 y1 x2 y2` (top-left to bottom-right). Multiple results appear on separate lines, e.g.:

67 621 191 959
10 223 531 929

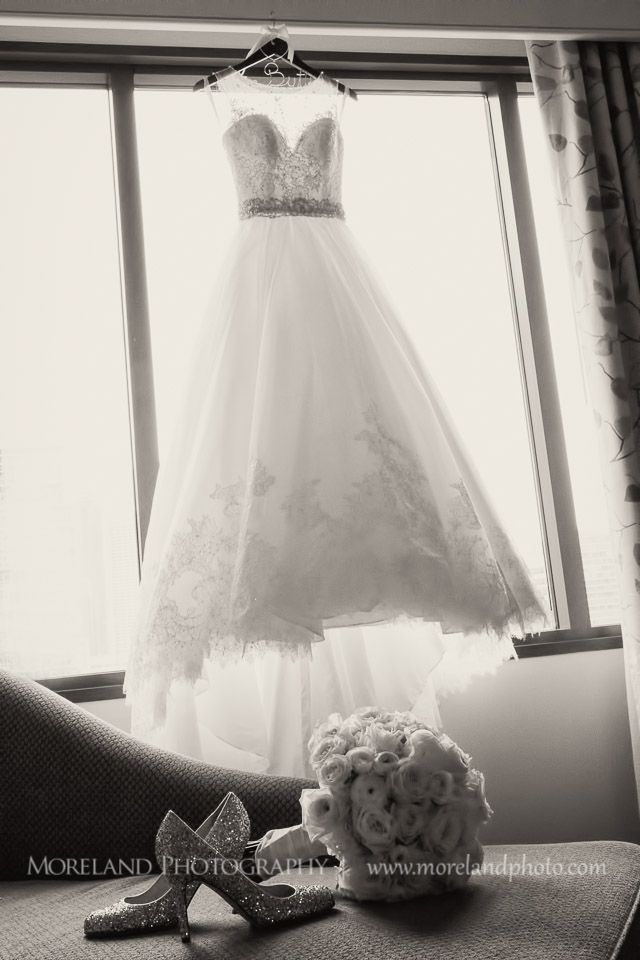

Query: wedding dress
124 67 548 775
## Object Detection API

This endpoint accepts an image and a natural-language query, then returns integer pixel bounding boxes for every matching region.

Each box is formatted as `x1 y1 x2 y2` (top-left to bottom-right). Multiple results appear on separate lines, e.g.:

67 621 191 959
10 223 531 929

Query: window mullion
485 76 590 632
108 65 158 570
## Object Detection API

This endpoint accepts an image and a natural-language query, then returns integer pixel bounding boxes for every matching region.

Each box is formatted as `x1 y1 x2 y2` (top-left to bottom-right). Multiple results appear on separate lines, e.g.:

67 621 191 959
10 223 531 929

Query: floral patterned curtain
525 40 640 798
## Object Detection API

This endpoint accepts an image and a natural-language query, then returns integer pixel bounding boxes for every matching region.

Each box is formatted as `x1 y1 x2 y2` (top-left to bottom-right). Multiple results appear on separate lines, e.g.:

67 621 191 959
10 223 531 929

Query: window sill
41 671 125 703
38 627 623 703
513 625 622 658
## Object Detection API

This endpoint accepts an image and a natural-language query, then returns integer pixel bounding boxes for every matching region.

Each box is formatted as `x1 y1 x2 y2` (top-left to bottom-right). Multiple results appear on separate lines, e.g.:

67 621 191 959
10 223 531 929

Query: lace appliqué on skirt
127 403 546 726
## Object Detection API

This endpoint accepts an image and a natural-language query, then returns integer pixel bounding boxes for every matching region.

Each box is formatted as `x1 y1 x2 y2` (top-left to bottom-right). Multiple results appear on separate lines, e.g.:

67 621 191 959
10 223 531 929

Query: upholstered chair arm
0 670 313 880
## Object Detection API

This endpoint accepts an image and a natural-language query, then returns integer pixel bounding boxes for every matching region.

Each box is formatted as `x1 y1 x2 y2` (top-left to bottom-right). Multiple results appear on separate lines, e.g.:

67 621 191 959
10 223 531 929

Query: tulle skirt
125 216 548 775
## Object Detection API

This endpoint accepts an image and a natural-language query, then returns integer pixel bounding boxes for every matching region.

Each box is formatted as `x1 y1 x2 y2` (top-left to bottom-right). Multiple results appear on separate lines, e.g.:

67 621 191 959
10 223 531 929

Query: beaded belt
239 197 345 220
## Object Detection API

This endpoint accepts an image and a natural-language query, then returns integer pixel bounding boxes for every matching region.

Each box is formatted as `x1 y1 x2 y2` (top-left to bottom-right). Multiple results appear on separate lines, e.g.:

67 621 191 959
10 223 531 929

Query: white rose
451 770 492 825
438 839 483 891
339 856 392 901
299 787 339 842
391 759 429 803
312 713 343 743
394 802 425 844
340 716 367 741
455 798 488 848
408 729 448 770
353 728 370 748
390 842 420 865
423 806 465 856
373 751 400 776
354 706 392 723
353 806 395 850
387 845 439 899
395 713 423 739
350 773 388 809
363 724 404 755
427 770 455 805
318 753 352 789
392 710 414 727
466 769 493 820
309 734 349 770
438 734 472 774
347 746 375 774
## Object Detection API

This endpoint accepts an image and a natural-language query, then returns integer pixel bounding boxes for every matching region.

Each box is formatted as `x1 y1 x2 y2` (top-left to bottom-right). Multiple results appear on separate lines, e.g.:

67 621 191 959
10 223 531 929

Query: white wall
439 648 640 845
83 647 640 845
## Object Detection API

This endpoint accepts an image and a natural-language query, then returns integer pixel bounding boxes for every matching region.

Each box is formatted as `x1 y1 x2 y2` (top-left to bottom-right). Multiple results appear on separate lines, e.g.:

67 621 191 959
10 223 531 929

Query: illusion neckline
220 66 332 95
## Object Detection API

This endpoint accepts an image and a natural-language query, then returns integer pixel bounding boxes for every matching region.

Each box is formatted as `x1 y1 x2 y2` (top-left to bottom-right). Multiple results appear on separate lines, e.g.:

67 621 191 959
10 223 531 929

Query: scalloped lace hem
124 602 548 736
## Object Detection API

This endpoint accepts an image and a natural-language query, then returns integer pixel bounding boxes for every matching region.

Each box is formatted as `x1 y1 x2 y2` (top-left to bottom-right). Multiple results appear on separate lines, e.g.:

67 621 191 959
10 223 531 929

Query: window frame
0 44 622 703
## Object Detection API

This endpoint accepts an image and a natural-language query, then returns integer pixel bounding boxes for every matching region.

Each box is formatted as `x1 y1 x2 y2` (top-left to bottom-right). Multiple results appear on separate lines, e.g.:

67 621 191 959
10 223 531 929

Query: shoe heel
170 876 191 943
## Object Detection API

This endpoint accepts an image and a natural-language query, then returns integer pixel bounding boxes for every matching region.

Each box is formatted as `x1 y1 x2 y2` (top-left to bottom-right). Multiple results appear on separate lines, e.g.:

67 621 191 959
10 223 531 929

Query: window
135 88 237 455
0 57 622 693
518 95 620 628
343 94 550 615
0 85 140 679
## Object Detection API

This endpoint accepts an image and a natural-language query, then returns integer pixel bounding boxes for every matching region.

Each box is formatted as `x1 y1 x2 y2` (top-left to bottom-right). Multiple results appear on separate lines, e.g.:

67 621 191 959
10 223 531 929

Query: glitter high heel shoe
83 792 250 937
156 809 335 941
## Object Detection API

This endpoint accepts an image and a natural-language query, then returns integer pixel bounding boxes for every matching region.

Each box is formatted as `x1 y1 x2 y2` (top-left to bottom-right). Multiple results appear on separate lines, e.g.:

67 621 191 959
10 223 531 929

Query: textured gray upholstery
0 670 313 880
2 846 640 959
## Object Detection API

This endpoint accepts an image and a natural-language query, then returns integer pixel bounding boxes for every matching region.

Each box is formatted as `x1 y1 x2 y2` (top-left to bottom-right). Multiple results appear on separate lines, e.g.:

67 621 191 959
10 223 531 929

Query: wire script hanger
193 22 358 100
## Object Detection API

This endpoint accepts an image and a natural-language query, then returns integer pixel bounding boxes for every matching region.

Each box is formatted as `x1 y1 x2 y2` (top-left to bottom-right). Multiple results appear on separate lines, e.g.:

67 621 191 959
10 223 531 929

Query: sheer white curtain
526 40 640 807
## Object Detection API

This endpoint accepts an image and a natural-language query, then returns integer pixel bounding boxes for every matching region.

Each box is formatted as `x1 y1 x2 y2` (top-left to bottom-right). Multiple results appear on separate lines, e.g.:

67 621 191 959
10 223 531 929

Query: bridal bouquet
300 707 491 901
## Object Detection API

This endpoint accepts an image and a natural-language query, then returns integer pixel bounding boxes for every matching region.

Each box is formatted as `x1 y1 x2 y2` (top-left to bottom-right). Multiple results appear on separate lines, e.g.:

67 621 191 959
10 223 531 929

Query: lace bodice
208 68 346 220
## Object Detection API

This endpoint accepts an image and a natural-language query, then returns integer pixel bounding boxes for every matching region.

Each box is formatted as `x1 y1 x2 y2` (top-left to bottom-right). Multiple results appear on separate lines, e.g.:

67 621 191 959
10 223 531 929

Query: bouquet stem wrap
252 824 330 877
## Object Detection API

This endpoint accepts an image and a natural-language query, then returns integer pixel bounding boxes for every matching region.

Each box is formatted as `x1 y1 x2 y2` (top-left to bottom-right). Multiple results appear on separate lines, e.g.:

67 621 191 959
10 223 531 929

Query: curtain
526 40 640 798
